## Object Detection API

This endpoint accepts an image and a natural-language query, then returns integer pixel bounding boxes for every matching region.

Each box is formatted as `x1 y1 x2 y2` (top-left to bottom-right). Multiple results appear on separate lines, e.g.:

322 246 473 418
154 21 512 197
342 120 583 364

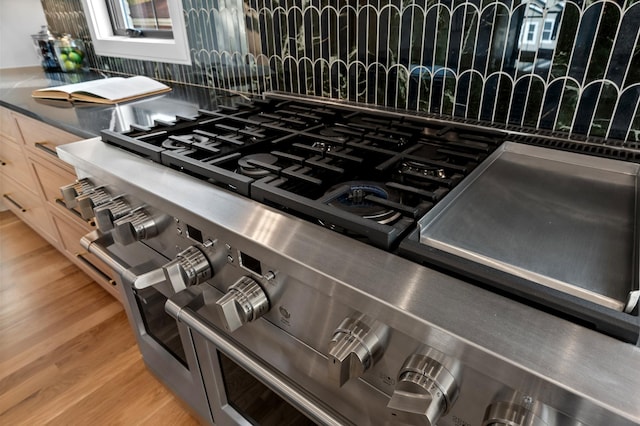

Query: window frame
81 0 191 65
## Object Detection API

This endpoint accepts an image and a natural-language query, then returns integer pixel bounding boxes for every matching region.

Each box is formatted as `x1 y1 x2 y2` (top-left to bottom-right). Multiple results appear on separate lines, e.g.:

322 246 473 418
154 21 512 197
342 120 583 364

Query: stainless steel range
58 93 640 426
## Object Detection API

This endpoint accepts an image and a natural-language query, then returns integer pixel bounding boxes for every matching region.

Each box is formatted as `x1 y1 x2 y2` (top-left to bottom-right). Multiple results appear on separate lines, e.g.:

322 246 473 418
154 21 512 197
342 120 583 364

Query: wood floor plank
138 394 202 425
0 216 50 264
0 312 133 409
0 211 200 424
0 288 117 360
0 298 123 380
44 357 175 425
0 311 138 422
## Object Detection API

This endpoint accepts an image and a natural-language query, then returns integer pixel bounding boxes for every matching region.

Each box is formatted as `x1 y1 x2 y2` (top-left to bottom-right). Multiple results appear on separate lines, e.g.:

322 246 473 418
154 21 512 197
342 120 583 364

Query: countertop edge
0 97 97 139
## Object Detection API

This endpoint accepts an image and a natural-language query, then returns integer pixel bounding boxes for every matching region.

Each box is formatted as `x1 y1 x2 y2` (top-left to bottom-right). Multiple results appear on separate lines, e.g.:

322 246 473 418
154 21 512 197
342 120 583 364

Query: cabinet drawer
52 212 121 301
0 140 39 193
2 175 58 243
0 107 21 145
14 114 80 158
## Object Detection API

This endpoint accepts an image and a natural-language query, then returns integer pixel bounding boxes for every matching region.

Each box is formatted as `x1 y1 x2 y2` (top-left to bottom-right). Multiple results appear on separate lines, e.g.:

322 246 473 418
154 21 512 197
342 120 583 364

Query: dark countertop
0 67 234 139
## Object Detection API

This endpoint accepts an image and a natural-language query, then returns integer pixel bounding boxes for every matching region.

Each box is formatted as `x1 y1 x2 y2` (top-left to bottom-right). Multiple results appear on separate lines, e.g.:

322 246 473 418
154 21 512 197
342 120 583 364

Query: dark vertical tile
568 3 602 84
585 3 621 84
607 5 640 87
609 86 640 140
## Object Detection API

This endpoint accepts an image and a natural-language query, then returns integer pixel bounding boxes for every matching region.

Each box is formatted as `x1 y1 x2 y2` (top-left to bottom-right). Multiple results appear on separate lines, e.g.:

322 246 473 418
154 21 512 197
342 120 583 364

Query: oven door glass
135 286 187 366
218 351 316 425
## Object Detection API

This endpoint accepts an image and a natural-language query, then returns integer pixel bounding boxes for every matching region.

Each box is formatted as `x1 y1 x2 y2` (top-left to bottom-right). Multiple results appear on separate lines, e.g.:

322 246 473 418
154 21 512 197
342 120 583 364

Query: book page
72 76 170 101
32 77 126 97
32 76 170 103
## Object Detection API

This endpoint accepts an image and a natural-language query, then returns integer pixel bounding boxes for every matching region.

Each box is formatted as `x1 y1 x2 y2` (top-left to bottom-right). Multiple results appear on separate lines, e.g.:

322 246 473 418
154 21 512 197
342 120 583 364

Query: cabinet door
0 107 22 145
2 175 59 244
14 114 79 159
0 139 40 193
51 211 121 302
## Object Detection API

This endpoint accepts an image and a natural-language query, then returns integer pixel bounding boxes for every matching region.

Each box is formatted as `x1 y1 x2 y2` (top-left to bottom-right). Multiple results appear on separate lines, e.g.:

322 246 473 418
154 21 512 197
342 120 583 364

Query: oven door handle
171 304 347 426
80 230 128 277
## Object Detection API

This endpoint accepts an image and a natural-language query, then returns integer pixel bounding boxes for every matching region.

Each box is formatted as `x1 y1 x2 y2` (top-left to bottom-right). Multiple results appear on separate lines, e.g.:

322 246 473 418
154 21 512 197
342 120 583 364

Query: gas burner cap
312 141 335 152
237 153 278 177
400 161 447 179
319 127 347 141
323 181 402 225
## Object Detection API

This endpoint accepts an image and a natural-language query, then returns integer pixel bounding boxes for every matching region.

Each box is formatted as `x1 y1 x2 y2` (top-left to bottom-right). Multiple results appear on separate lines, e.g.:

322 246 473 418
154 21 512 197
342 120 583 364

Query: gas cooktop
101 95 504 249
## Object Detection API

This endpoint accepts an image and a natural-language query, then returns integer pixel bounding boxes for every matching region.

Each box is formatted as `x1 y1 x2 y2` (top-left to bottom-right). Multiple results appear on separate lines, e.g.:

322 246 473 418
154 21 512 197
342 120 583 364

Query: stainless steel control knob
134 243 216 294
94 196 132 231
60 178 94 208
215 276 269 332
327 315 390 387
483 400 547 426
113 208 159 245
76 186 111 220
387 353 459 426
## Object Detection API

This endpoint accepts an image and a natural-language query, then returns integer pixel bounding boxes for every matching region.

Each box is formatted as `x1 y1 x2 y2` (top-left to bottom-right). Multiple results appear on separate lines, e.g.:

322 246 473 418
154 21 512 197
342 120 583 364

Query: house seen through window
106 0 172 38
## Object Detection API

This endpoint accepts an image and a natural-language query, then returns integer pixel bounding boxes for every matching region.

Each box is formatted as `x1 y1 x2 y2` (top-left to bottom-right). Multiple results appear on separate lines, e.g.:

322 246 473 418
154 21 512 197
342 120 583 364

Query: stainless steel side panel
58 138 640 425
418 142 640 311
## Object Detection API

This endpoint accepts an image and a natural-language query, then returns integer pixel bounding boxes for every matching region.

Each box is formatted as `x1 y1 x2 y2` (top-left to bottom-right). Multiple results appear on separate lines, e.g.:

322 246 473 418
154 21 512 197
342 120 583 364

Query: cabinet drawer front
52 212 119 300
0 107 21 145
0 140 39 192
14 114 79 157
29 154 77 206
2 176 58 243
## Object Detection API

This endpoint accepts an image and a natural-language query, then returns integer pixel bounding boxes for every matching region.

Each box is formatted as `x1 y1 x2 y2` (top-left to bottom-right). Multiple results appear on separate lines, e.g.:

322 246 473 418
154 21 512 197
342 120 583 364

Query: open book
32 76 171 104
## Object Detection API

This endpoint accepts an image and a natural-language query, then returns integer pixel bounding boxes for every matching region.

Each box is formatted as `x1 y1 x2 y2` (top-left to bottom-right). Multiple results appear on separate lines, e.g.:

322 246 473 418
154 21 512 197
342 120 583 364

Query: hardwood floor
0 211 200 425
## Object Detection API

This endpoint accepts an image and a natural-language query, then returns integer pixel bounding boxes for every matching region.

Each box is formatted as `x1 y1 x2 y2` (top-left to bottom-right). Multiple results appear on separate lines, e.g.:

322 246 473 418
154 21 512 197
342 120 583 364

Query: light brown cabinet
1 106 122 303
0 106 22 145
1 174 58 243
0 134 40 193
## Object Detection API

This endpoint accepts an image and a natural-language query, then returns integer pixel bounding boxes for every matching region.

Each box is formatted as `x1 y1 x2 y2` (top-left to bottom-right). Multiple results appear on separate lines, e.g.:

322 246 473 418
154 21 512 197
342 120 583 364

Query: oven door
166 292 347 426
81 231 214 424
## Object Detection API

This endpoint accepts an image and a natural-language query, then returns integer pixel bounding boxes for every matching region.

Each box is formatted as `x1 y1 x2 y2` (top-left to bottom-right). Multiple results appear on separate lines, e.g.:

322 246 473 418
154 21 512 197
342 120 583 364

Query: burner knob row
59 179 168 246
327 315 389 387
215 276 270 332
60 178 114 220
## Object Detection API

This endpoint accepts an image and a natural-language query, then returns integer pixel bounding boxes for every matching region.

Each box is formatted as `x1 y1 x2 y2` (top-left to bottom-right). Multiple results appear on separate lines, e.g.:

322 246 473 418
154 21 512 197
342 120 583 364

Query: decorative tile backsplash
42 0 640 144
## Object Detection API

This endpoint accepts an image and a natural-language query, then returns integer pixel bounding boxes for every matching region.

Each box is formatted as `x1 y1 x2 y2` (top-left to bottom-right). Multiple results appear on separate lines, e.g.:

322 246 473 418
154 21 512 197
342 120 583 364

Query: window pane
542 21 553 41
527 23 536 41
127 0 171 31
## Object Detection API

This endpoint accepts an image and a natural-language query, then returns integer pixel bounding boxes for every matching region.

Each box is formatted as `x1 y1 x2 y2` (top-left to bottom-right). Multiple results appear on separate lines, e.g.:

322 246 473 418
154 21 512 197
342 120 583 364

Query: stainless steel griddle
416 142 640 312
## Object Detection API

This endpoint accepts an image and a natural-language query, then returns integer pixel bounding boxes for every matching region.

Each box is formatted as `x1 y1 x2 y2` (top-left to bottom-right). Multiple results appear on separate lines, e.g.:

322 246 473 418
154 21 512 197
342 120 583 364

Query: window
526 23 537 42
107 0 172 38
541 20 554 41
81 0 191 64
